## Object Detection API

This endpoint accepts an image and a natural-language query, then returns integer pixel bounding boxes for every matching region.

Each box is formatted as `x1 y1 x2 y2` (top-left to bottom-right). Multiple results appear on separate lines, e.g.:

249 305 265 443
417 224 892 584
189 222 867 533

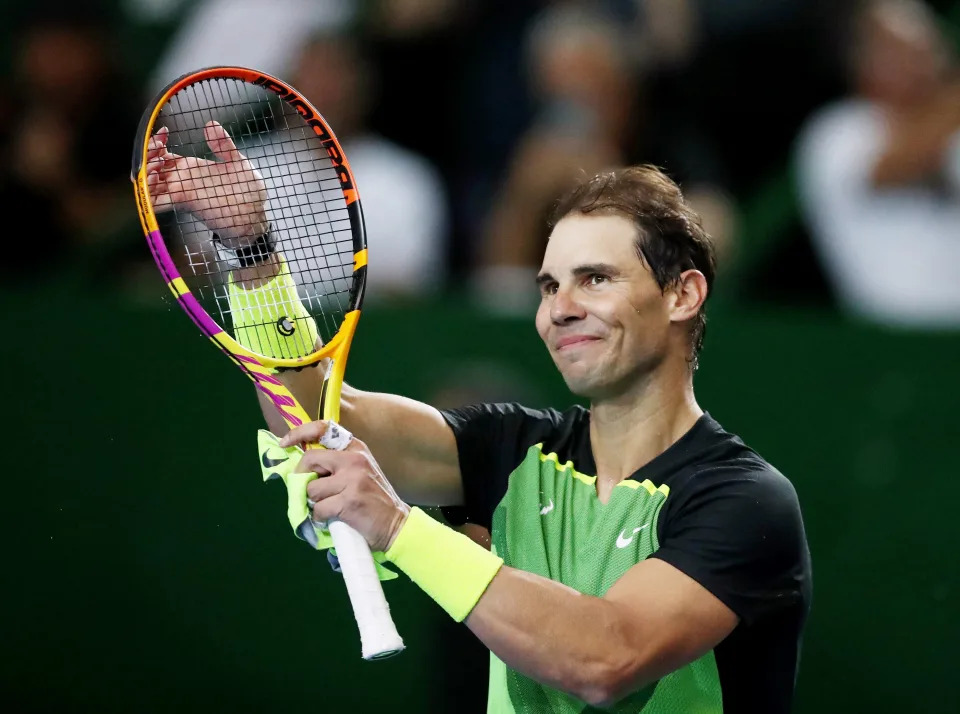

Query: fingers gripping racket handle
327 519 405 659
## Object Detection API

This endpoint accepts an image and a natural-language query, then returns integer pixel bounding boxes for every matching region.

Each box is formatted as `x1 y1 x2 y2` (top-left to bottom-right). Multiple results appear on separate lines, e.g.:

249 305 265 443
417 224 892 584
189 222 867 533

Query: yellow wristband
226 257 319 359
384 507 503 622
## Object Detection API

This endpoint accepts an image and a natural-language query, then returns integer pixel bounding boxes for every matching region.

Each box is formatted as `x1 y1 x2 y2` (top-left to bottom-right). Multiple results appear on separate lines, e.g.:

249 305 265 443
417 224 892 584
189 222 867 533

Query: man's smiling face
535 213 674 400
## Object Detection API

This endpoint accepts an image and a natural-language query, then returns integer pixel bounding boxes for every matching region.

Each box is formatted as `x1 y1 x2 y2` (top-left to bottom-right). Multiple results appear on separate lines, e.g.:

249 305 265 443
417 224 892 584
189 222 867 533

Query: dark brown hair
549 165 717 370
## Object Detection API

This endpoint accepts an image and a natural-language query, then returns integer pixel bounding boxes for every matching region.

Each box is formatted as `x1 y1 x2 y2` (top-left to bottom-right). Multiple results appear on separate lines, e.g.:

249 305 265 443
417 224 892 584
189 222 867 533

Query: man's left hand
294 421 410 552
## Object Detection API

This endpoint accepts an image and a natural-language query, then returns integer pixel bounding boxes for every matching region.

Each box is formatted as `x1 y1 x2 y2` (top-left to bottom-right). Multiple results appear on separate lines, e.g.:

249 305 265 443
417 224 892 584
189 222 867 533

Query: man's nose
551 287 586 324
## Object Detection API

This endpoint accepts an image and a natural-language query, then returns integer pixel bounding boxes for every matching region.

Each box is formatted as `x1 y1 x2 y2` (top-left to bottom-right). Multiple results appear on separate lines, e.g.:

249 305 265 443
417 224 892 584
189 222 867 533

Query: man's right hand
146 120 269 243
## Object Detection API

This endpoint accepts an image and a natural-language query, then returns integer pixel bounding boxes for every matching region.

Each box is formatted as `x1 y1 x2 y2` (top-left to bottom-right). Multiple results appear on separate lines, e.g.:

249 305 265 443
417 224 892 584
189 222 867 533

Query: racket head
131 66 367 378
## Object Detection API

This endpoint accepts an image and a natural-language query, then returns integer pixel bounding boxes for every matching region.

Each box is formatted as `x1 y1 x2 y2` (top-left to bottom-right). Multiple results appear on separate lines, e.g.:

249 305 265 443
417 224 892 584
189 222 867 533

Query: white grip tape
320 422 354 451
327 519 405 659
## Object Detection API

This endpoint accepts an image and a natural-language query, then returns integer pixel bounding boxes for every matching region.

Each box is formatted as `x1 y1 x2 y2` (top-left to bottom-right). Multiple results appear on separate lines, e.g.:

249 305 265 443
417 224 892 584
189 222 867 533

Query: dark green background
3 278 957 712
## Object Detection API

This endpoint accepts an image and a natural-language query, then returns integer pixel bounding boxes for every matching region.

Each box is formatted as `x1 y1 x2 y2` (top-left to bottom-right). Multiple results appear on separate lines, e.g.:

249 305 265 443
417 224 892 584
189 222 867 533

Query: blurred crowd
795 0 960 328
1 0 958 329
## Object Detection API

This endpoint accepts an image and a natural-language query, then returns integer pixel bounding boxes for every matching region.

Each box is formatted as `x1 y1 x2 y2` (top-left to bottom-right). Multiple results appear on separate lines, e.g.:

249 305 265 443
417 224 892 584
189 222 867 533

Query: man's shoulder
671 417 799 507
692 455 799 505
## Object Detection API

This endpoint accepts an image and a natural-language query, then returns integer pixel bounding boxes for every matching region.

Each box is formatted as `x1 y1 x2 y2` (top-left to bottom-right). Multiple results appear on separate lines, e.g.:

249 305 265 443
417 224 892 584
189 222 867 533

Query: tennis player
154 137 811 711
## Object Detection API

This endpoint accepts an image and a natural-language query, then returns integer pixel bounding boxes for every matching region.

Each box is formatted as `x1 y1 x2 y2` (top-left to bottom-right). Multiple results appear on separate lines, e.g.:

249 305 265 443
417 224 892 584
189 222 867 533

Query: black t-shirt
441 403 812 713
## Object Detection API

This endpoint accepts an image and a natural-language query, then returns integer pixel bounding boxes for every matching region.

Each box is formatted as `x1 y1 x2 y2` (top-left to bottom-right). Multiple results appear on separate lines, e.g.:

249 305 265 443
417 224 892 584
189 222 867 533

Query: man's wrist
213 223 276 270
384 507 503 621
233 228 276 267
385 506 410 552
233 251 282 288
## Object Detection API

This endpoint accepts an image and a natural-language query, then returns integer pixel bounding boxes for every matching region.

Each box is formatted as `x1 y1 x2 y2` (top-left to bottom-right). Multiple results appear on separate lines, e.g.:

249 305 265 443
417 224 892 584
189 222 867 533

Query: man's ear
669 269 708 324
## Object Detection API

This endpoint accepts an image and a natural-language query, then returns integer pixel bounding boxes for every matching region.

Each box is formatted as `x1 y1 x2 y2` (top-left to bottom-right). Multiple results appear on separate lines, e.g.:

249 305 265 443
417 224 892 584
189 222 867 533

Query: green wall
3 279 958 712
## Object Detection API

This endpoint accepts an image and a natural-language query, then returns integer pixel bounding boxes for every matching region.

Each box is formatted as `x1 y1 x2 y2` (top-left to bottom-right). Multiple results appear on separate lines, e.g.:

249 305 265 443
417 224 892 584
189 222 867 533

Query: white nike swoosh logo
539 499 554 515
615 524 650 548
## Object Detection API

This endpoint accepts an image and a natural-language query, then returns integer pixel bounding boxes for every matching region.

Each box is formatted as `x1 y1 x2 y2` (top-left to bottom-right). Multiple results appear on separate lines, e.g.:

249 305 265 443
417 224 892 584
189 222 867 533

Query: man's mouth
556 335 601 350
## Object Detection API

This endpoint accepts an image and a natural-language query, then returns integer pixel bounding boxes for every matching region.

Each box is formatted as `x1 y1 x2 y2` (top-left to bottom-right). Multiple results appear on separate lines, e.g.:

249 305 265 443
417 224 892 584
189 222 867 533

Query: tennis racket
130 66 404 660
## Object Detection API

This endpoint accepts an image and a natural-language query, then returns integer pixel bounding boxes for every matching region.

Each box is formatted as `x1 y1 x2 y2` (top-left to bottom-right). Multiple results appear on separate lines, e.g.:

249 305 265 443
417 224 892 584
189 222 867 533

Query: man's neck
589 363 702 503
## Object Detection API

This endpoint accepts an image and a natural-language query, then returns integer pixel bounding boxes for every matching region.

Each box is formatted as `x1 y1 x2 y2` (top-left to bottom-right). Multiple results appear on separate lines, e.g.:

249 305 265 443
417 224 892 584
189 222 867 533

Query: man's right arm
259 367 464 508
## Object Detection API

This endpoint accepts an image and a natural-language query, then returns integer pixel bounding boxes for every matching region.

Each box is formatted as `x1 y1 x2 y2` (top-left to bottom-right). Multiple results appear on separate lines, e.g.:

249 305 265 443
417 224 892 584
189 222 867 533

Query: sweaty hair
548 165 717 370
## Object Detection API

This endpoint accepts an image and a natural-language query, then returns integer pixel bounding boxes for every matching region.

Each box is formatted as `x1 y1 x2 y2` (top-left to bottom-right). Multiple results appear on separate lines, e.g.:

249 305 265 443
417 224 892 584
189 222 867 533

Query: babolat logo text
253 75 355 199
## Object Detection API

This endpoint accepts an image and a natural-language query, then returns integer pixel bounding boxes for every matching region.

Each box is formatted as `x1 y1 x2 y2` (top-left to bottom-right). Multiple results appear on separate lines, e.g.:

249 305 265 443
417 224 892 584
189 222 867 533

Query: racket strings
155 76 357 358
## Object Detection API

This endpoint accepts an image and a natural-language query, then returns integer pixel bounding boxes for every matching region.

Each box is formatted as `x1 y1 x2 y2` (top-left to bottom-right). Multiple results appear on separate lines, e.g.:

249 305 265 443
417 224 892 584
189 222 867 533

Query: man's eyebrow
535 272 555 287
572 263 622 278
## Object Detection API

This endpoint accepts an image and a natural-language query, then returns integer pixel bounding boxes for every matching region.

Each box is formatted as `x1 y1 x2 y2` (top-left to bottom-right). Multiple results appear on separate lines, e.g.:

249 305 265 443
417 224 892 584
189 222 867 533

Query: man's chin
560 372 603 400
553 355 610 396
559 360 631 401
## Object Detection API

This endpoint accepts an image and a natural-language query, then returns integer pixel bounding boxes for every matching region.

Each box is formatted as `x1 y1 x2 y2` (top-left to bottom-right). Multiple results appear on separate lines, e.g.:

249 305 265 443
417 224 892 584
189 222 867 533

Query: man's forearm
338 386 464 506
260 375 463 506
252 359 325 433
461 557 736 708
464 567 652 707
258 371 366 439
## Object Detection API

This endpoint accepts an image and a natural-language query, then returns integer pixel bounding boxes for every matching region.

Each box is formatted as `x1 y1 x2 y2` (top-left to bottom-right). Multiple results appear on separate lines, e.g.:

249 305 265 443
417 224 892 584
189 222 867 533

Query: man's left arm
464 558 737 708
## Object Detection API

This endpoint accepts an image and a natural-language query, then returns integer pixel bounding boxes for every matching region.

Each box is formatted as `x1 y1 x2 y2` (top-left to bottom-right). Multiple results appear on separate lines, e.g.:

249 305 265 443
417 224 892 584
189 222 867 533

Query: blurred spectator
287 29 450 301
0 78 71 284
471 3 736 314
794 0 960 328
0 9 141 284
673 0 845 193
144 0 354 93
366 0 469 39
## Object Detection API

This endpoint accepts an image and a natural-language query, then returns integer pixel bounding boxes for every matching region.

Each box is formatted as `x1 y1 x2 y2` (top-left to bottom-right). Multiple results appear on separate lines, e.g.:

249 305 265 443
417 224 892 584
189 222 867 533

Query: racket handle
327 519 405 659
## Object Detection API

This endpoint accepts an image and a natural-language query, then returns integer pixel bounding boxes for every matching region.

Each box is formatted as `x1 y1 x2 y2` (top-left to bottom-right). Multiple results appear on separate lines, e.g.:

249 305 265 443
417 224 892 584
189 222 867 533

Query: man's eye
588 274 607 285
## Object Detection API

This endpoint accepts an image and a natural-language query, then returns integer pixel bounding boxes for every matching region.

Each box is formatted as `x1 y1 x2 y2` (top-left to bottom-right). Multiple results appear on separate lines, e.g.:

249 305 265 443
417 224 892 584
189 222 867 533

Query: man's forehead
541 213 638 271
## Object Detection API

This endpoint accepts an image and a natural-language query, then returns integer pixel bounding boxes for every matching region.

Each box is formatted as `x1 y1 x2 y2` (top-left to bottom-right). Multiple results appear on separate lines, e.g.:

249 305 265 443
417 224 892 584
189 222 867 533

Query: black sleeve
439 403 568 530
650 466 810 626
